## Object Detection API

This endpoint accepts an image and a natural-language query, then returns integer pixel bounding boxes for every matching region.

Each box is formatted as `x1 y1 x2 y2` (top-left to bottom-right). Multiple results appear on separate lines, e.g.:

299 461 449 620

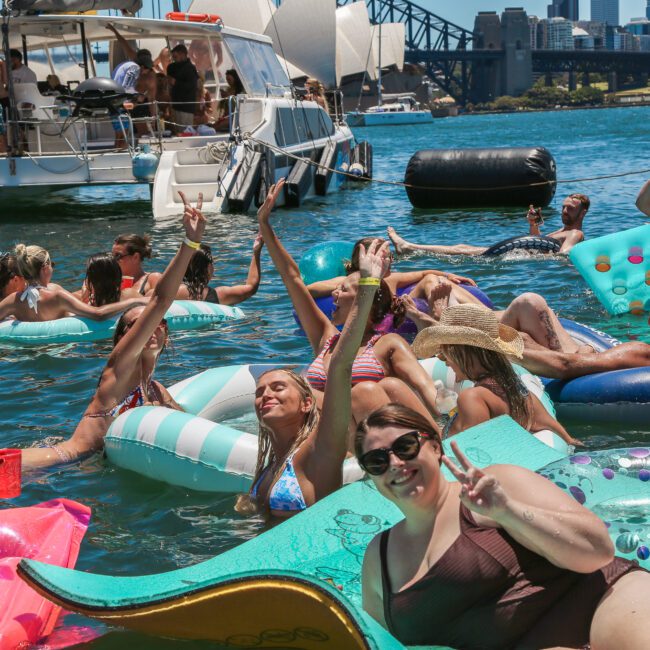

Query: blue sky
421 1 647 29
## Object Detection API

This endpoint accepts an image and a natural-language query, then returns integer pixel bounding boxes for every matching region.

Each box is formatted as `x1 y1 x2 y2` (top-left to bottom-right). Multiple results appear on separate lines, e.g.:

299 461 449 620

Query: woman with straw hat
412 304 579 446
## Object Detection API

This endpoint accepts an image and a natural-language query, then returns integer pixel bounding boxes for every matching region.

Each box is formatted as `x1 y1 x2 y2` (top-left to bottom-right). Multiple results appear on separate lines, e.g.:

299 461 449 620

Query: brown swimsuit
380 503 643 649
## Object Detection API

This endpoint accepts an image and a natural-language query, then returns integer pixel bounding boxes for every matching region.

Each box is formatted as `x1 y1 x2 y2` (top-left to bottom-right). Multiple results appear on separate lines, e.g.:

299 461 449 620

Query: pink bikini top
305 333 385 391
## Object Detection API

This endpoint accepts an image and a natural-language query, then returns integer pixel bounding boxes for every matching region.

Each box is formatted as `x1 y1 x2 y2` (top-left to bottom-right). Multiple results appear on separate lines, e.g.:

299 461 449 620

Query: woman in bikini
75 253 143 306
112 234 162 296
258 180 442 431
411 304 579 446
356 404 650 649
0 253 25 300
175 234 263 305
0 245 144 322
239 214 391 518
21 193 206 468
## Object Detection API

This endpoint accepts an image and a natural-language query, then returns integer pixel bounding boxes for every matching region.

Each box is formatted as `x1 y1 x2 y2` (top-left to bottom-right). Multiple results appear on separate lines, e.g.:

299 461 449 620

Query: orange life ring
165 12 222 24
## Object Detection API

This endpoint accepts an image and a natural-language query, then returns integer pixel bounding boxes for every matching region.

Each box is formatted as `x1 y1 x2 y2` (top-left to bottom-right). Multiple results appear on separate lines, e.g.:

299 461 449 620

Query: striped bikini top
305 333 385 392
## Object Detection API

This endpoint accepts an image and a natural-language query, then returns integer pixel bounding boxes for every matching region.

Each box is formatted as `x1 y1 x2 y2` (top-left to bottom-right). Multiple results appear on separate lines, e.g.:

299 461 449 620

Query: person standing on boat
166 44 199 133
387 193 589 257
8 49 36 85
112 234 162 296
305 78 328 112
106 25 158 135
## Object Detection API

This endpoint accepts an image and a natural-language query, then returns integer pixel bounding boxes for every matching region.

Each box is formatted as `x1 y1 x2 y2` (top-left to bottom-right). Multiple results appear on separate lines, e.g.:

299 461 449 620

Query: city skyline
421 1 645 29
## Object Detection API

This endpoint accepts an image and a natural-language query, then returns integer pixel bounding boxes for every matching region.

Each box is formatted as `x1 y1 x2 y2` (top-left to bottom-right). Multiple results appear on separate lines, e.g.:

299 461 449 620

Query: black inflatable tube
405 146 557 209
483 235 561 257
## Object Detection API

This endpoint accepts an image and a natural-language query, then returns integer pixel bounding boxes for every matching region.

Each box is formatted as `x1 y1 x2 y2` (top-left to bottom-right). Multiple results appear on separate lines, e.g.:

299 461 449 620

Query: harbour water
1 106 649 646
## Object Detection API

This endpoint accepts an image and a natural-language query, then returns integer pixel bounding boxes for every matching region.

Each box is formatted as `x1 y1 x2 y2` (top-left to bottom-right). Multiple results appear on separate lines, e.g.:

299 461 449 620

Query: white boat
345 22 433 127
1 8 359 217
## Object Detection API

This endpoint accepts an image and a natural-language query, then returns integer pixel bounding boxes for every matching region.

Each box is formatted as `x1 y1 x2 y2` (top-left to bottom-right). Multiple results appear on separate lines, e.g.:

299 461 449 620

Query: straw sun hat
412 304 524 360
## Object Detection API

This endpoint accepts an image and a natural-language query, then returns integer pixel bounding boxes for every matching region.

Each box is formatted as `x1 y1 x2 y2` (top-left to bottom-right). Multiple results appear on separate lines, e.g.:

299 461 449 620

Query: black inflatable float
483 235 561 257
404 146 556 209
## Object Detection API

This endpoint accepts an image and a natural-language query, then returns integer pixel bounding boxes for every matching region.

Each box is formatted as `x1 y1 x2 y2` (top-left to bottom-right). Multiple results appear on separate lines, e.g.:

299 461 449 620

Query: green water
1 106 649 647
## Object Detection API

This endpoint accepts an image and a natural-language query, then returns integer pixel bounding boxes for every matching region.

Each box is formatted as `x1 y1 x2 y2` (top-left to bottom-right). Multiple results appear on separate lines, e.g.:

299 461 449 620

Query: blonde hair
14 244 50 282
235 368 319 515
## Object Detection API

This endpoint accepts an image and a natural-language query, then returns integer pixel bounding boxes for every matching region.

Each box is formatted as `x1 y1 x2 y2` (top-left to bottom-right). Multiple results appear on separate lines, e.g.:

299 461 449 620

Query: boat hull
346 110 434 126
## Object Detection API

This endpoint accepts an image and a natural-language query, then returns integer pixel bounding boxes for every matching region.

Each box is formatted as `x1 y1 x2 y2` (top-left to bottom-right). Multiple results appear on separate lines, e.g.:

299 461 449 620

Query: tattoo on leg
523 510 534 522
539 311 561 351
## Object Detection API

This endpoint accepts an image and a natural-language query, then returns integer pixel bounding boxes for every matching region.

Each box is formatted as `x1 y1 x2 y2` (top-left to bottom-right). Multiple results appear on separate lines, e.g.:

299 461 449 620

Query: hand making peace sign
178 190 206 244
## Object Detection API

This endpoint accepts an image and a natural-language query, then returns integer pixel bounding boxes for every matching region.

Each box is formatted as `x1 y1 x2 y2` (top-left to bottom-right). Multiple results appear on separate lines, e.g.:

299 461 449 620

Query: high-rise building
591 0 619 26
548 0 579 21
647 0 650 21
546 17 575 49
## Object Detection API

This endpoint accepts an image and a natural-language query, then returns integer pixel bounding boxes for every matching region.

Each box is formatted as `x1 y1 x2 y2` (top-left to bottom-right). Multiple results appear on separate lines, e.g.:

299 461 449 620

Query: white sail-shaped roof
275 55 308 82
372 22 405 71
188 0 274 35
264 0 337 88
335 2 376 81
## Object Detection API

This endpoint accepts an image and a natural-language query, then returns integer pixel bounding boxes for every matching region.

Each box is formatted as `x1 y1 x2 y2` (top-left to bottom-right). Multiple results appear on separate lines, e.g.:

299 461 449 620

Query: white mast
377 21 382 107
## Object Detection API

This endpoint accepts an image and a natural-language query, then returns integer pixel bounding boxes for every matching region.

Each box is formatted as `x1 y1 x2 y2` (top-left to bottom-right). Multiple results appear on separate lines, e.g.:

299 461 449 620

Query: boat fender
349 141 372 180
404 146 557 209
483 235 561 257
131 144 159 182
226 148 263 213
315 141 337 196
254 147 275 208
285 155 315 208
165 12 222 24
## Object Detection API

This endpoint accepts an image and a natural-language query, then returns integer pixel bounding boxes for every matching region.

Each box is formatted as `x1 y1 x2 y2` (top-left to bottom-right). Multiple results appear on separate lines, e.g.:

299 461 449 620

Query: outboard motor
59 77 131 117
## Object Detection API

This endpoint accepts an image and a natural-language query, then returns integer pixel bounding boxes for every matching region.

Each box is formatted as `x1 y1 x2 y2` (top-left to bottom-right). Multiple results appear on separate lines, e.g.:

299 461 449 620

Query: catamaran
1 1 364 217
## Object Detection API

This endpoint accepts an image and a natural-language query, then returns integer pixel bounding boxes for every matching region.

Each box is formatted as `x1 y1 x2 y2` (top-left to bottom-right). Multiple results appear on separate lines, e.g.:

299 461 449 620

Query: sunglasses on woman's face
358 431 427 476
113 251 132 262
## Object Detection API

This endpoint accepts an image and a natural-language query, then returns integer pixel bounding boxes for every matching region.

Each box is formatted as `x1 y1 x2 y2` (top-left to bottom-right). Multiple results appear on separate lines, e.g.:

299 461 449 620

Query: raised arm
527 206 542 236
257 180 333 352
216 234 263 306
443 442 614 573
106 24 137 61
109 192 206 370
306 276 344 298
306 241 391 473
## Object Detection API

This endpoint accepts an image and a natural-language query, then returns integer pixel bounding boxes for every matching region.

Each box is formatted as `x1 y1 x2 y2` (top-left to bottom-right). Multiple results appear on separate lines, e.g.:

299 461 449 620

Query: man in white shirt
9 49 37 85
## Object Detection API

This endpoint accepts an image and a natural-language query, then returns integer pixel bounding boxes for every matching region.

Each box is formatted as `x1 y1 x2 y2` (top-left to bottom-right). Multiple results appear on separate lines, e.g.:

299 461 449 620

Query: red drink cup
0 449 22 498
121 276 134 290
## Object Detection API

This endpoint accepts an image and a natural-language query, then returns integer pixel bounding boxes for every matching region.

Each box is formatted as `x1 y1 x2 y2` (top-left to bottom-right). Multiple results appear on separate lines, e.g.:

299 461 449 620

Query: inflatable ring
0 301 245 346
539 448 650 567
542 320 650 425
483 235 561 257
105 357 567 492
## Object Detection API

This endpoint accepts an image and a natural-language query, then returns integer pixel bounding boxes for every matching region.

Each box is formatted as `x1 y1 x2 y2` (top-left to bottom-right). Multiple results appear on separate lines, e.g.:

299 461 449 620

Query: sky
420 1 648 29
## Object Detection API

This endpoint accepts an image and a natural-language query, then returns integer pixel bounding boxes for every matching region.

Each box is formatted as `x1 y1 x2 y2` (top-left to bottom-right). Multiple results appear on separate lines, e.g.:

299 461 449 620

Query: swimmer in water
75 252 143 305
21 193 206 468
112 233 162 296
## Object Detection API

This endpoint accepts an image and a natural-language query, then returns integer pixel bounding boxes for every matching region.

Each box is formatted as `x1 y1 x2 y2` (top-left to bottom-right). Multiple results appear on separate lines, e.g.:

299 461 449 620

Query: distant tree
493 95 521 111
570 86 605 106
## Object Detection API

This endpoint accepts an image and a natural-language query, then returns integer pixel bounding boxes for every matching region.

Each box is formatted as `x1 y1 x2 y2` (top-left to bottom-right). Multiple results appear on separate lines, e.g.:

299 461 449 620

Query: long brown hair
235 368 320 515
355 403 442 460
443 344 532 429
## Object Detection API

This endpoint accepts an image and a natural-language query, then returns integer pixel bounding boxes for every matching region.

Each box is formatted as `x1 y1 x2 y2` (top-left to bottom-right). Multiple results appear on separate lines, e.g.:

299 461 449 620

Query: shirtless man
107 24 158 136
635 179 650 216
388 193 589 257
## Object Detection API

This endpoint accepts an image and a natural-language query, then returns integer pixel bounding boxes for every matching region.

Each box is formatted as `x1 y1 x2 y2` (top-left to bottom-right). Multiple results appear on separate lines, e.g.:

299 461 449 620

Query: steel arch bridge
335 0 478 102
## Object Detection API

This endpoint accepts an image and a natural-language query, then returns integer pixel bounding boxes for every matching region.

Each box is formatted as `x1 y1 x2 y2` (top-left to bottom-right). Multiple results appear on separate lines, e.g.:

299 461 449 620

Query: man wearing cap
9 49 37 85
106 24 158 135
166 44 199 132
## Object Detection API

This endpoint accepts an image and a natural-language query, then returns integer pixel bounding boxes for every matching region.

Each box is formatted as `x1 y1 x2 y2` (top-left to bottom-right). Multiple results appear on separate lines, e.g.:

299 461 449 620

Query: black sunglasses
358 431 427 476
113 252 133 262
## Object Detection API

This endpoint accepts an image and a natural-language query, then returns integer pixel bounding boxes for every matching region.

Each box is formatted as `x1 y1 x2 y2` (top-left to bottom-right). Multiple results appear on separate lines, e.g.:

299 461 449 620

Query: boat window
276 107 334 146
276 107 299 146
224 35 290 97
304 107 334 137
27 46 84 87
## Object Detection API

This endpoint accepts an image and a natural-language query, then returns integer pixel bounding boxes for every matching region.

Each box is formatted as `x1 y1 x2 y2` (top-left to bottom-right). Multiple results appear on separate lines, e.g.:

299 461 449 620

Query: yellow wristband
183 237 200 250
358 277 381 286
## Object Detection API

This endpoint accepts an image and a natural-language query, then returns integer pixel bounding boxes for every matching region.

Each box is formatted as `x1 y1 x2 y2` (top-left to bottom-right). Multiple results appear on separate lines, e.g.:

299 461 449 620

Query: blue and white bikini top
251 452 307 513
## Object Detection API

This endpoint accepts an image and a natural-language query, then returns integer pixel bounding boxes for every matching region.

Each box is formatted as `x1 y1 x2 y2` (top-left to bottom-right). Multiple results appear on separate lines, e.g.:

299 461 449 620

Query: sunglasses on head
358 431 428 476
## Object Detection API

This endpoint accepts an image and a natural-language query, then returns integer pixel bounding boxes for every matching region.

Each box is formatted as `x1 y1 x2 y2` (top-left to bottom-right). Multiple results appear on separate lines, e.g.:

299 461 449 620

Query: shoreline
460 101 650 117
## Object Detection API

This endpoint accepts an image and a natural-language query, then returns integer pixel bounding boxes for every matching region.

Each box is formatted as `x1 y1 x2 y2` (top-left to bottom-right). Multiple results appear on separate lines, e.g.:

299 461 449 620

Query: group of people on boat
3 180 650 648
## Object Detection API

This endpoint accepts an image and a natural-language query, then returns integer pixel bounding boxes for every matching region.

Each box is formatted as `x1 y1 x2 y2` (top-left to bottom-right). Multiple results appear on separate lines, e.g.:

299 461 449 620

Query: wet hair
14 244 50 282
568 193 590 214
355 403 442 461
183 244 213 300
113 234 153 259
0 253 20 293
344 237 387 274
85 253 122 307
235 368 319 515
441 344 532 430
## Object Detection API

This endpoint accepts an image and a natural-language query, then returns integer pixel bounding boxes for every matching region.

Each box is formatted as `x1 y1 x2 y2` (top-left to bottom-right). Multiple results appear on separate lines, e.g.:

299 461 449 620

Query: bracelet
358 277 381 286
183 237 200 250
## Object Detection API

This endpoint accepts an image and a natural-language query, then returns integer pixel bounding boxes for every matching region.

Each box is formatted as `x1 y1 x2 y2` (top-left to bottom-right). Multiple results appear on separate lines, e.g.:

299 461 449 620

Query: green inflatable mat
19 417 565 649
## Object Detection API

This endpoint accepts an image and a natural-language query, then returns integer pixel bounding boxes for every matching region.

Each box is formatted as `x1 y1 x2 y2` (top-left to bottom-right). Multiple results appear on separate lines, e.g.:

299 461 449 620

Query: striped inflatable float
0 301 245 345
104 358 568 492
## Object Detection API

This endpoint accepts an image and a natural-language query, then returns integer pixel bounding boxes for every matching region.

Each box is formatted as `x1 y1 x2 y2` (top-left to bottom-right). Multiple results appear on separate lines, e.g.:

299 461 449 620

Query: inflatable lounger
105 358 564 493
0 498 90 649
0 300 245 345
569 224 650 315
20 417 567 648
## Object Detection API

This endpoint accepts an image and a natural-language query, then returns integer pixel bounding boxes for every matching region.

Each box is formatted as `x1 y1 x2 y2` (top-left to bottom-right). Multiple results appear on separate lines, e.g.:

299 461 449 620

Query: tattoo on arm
539 311 561 351
523 509 534 522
